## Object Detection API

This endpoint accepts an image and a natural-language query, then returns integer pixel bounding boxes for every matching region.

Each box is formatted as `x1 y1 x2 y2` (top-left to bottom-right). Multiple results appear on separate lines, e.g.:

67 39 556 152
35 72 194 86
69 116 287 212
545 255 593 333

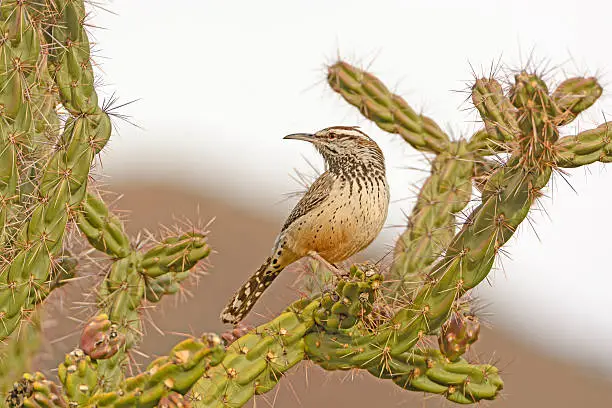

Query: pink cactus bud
438 312 481 361
79 314 125 360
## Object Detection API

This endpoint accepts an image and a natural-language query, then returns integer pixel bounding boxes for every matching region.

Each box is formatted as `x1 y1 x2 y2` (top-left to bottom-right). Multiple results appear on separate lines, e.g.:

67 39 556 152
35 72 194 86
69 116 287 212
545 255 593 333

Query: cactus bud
79 314 125 360
438 312 480 361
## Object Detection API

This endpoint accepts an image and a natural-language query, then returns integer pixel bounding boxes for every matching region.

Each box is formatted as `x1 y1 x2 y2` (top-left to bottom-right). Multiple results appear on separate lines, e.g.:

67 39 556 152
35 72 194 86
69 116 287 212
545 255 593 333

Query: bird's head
284 126 384 170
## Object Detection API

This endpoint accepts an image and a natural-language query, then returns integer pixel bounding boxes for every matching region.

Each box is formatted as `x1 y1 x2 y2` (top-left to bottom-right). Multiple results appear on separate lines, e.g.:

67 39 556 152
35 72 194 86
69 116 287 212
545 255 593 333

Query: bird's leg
307 251 346 277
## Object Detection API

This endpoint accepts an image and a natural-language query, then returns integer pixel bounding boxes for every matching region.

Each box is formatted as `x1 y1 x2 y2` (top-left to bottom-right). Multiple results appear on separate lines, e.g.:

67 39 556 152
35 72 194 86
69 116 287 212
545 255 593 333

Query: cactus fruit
0 1 609 406
79 314 125 361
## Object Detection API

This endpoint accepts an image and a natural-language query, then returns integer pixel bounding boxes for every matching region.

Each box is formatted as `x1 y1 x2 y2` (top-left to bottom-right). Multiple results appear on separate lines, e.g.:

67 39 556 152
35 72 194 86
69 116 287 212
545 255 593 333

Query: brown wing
281 171 335 232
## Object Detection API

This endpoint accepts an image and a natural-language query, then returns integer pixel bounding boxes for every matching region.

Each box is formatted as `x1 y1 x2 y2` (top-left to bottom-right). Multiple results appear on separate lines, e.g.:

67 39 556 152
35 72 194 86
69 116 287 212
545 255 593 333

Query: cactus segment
468 78 519 153
328 61 449 153
554 122 612 167
390 140 474 292
57 349 98 405
88 334 225 407
73 189 212 390
77 193 131 259
313 264 382 331
142 233 211 301
551 77 602 126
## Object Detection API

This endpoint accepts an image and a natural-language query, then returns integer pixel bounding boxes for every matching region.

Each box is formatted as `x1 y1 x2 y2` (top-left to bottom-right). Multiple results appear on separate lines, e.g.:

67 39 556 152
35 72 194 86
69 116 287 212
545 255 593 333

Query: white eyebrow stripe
325 127 368 138
340 129 366 138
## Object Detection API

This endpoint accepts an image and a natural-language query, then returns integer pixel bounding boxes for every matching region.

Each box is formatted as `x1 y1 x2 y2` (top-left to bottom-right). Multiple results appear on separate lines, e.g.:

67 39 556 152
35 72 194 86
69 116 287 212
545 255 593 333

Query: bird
220 126 389 325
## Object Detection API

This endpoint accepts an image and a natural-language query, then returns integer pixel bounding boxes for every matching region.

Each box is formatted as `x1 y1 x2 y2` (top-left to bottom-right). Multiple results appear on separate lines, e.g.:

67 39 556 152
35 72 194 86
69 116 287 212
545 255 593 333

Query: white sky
90 1 612 375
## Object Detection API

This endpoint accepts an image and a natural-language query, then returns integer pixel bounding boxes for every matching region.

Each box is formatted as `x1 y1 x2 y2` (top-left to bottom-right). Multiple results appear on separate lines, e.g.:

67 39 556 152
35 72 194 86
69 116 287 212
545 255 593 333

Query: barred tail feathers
220 256 285 324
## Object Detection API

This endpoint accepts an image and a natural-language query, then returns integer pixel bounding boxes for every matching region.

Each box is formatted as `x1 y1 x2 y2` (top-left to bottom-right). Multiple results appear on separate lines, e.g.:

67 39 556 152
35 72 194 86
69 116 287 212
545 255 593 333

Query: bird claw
307 251 348 278
221 323 254 346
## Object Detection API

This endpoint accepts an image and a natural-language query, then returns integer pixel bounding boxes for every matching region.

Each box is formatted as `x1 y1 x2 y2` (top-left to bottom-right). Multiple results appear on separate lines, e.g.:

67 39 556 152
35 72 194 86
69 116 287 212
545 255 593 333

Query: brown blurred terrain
39 183 612 407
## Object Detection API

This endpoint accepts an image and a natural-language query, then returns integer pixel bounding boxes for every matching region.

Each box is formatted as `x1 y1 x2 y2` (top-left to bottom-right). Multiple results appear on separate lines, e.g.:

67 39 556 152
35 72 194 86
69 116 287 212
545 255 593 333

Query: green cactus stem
551 77 602 126
328 61 450 153
468 77 519 153
75 191 212 390
77 193 131 259
553 123 612 167
0 315 42 396
389 140 474 292
0 112 111 341
0 0 111 341
83 334 226 407
0 0 43 247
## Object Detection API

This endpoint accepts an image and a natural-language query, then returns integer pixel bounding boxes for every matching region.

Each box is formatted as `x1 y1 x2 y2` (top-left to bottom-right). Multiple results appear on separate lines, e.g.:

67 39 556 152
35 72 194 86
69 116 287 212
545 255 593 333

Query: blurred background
40 1 612 406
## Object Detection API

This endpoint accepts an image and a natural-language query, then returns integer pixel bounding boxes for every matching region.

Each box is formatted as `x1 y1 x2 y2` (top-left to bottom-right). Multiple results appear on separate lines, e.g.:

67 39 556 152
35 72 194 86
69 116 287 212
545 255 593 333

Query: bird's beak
283 133 316 143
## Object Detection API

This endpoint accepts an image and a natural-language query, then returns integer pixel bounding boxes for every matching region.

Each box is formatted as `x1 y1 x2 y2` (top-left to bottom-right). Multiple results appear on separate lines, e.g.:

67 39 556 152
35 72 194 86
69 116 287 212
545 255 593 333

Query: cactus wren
221 126 389 324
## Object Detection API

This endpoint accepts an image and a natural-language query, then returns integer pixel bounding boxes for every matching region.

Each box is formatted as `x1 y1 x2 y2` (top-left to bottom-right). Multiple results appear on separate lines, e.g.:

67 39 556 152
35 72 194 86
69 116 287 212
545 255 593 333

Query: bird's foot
221 323 254 346
307 251 347 278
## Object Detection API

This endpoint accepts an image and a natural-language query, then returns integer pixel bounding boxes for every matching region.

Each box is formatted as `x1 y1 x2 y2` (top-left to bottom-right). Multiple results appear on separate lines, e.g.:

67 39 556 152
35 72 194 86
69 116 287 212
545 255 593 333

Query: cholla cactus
1 1 610 407
0 0 212 404
0 0 111 342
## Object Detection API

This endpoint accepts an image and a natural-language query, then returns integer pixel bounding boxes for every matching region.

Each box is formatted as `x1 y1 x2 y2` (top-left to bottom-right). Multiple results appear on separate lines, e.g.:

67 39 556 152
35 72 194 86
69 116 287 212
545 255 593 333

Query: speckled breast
286 175 389 263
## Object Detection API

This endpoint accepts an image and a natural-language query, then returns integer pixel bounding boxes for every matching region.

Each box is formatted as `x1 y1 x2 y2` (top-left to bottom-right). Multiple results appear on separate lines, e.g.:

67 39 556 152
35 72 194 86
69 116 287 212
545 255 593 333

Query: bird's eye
328 132 336 139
